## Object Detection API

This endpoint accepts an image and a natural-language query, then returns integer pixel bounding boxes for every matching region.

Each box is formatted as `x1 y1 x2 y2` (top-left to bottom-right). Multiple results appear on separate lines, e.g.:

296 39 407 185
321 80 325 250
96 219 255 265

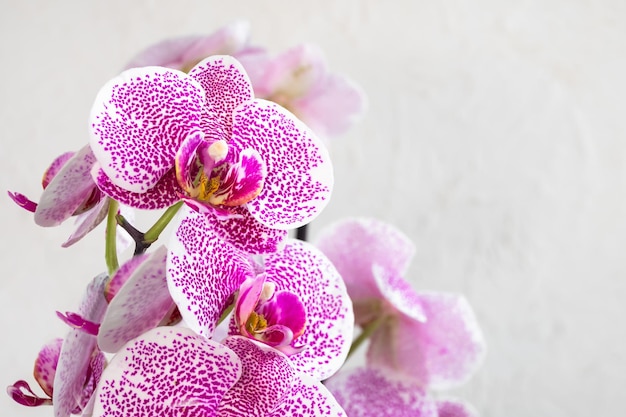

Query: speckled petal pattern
262 239 353 380
98 246 174 353
42 152 75 189
61 196 109 248
89 67 204 193
315 217 416 302
93 166 180 210
33 338 63 397
53 273 108 417
92 327 242 417
204 205 288 254
372 264 426 323
218 336 294 416
104 253 148 302
188 55 253 136
436 399 479 417
325 367 437 417
232 99 333 229
268 373 347 417
368 292 486 390
167 206 253 338
34 145 98 227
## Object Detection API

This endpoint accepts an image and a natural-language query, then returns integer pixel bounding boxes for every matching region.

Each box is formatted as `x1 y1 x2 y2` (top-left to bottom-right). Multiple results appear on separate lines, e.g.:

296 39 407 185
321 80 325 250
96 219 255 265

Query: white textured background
1 1 625 416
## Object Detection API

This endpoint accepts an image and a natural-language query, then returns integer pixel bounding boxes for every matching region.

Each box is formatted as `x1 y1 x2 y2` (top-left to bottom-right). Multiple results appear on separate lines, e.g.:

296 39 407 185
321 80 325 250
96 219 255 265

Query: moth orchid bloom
7 145 114 247
8 274 109 416
90 55 333 253
167 207 353 381
316 218 486 390
91 327 346 417
252 43 367 141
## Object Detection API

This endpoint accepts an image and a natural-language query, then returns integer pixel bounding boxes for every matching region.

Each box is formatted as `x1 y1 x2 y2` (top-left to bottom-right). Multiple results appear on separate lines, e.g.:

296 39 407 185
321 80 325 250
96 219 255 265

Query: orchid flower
9 273 109 417
166 206 354 381
315 218 486 390
90 327 346 416
251 43 367 141
90 55 333 253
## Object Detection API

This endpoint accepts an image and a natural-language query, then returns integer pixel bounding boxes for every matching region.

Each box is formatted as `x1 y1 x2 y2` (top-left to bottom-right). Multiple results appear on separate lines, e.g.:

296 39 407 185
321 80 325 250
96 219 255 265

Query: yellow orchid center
245 311 268 334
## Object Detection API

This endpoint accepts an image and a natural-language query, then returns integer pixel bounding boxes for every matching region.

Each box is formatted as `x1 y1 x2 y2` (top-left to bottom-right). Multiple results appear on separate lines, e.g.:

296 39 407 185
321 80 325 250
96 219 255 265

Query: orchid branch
104 199 119 274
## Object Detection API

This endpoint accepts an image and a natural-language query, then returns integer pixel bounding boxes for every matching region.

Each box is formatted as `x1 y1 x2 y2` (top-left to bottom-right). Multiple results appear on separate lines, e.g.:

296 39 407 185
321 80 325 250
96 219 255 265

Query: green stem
105 199 120 275
346 315 388 361
217 300 235 327
143 201 183 244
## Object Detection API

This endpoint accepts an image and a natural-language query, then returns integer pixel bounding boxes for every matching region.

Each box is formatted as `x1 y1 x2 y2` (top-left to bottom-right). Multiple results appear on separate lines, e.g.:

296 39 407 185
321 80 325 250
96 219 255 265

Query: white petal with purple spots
268 373 347 417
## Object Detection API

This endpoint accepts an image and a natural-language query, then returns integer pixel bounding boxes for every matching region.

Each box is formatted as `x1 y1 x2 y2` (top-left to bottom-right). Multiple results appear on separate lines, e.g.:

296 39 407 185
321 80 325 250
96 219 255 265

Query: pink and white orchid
315 218 486 390
166 206 354 381
90 55 333 253
91 327 346 416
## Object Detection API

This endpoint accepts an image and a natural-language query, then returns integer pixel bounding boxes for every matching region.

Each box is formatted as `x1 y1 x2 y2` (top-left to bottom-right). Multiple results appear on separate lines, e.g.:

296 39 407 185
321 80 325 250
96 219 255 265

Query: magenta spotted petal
53 273 108 417
218 337 295 416
34 338 64 397
104 252 148 302
34 145 99 227
61 196 109 248
98 246 174 353
231 99 333 229
42 152 75 189
89 66 205 193
372 264 426 323
261 239 353 380
167 206 253 338
92 327 242 417
437 399 479 417
368 292 486 390
325 367 437 417
315 217 416 302
268 374 347 417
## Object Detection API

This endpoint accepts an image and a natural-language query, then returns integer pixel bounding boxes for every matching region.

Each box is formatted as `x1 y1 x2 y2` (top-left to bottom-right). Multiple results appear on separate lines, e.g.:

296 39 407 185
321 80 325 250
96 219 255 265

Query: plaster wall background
1 1 625 416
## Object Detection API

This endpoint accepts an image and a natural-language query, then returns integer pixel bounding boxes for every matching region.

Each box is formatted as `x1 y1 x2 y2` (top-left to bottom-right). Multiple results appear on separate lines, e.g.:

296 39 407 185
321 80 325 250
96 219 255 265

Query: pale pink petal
218 337 294 416
104 252 148 302
53 273 108 417
92 327 242 417
93 166 180 210
34 338 64 397
372 264 426 323
368 292 486 390
61 197 109 248
293 73 367 139
262 239 353 380
167 206 253 338
204 205 288 254
98 246 174 353
315 217 416 301
268 373 347 417
34 145 98 227
325 367 437 417
125 21 251 70
232 99 333 228
188 55 254 136
89 67 204 193
42 152 75 189
437 399 479 417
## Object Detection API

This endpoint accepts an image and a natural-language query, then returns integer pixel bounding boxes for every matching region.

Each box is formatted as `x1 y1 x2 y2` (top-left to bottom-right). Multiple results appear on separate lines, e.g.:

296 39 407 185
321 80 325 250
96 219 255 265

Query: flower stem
105 199 119 275
296 224 309 241
345 315 387 361
143 201 183 244
217 300 235 327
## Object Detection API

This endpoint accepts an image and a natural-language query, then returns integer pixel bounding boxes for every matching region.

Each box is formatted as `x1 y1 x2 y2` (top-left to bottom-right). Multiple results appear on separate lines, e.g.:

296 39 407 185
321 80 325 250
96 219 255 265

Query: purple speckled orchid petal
188 55 254 136
125 21 251 71
232 99 333 229
218 336 294 417
293 73 367 139
61 196 109 248
315 217 416 302
34 338 63 397
92 327 242 417
53 273 108 417
89 67 204 193
167 206 253 338
42 152 75 189
262 239 353 380
325 367 437 417
104 252 148 302
212 148 266 207
268 373 347 417
368 292 486 390
34 145 98 227
7 380 53 407
372 264 426 322
437 399 479 417
7 191 38 212
98 246 174 353
205 205 288 254
93 166 180 210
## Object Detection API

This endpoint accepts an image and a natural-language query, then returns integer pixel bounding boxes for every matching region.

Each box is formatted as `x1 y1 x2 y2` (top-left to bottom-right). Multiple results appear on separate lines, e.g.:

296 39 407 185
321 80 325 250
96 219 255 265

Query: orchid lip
7 191 38 212
7 380 53 407
56 311 101 336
